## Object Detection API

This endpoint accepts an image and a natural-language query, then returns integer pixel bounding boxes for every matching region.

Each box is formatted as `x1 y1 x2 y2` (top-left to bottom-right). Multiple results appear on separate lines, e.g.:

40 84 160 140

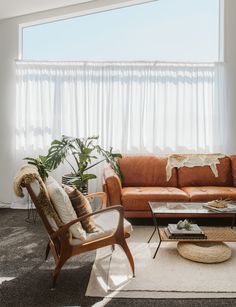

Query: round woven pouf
177 242 232 263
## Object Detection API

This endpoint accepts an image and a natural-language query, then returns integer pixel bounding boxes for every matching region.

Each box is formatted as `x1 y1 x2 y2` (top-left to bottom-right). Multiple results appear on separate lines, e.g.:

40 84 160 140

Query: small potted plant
45 135 122 194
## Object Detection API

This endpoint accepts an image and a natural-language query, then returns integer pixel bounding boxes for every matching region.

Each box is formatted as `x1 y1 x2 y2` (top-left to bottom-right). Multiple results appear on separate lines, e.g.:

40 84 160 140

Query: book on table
164 224 207 239
168 223 203 235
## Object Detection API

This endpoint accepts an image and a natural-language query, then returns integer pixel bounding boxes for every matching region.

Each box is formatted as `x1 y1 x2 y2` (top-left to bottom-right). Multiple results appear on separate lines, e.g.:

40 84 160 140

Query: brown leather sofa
103 155 236 218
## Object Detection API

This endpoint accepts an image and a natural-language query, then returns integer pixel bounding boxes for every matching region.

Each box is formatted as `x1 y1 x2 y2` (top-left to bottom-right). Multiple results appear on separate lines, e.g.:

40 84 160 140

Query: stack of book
164 224 207 239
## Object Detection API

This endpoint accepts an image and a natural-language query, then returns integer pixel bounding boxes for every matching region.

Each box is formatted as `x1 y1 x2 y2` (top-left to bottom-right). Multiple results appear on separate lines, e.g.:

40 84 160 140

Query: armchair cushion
93 210 132 234
46 176 86 241
70 210 132 246
64 185 99 233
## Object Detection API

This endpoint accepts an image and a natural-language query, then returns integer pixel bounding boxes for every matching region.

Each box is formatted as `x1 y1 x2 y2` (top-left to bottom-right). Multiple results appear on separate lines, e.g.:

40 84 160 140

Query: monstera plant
25 135 122 194
44 135 122 194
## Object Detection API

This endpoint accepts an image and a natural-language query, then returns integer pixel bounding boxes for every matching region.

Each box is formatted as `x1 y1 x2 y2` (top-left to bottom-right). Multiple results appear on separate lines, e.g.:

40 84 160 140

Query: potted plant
45 135 122 194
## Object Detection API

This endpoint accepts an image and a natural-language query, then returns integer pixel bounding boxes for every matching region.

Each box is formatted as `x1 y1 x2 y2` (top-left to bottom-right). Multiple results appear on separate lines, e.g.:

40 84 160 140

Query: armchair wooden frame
24 183 135 288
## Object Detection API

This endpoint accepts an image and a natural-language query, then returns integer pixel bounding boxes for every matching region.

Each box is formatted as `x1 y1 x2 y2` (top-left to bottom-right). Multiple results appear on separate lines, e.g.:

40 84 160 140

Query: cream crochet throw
13 165 62 227
166 154 225 181
14 164 42 198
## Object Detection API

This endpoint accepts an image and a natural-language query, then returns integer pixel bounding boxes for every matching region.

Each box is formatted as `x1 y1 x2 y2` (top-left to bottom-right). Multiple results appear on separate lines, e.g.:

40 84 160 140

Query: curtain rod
15 60 222 66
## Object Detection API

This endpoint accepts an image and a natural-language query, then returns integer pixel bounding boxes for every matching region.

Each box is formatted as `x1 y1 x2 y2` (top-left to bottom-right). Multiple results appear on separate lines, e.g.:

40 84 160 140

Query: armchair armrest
85 192 107 209
51 205 124 240
103 165 122 206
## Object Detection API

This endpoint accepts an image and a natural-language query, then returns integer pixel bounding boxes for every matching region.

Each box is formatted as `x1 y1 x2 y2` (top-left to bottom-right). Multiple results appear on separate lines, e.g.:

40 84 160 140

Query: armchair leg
106 248 114 291
51 256 67 289
52 264 62 289
119 239 135 278
45 241 50 261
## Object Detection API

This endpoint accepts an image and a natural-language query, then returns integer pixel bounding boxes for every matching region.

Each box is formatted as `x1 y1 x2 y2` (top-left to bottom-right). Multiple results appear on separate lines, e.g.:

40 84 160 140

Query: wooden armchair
24 181 134 288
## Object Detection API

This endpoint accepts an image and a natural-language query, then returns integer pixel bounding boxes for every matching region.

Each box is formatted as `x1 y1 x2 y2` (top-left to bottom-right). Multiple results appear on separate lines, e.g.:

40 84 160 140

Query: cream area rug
86 226 236 299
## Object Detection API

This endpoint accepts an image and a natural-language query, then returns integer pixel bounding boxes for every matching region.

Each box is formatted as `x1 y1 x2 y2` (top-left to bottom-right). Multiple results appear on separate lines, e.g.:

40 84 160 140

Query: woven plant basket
62 174 88 195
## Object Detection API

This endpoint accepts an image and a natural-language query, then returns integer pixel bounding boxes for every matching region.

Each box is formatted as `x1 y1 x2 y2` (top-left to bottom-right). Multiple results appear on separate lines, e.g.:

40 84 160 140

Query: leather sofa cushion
182 186 236 202
121 187 189 211
178 157 233 187
119 156 177 187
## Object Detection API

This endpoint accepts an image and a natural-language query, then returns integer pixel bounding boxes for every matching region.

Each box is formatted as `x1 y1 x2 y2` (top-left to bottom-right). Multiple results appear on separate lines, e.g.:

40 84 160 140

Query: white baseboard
0 203 11 208
10 202 28 209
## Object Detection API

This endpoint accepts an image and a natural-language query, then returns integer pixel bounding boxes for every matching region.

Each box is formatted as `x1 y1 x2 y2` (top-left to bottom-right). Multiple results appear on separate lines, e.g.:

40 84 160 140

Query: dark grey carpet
0 209 236 307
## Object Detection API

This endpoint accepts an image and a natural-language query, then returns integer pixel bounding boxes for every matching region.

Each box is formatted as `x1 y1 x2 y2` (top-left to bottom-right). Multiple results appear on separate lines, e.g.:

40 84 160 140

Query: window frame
18 0 224 62
18 0 156 59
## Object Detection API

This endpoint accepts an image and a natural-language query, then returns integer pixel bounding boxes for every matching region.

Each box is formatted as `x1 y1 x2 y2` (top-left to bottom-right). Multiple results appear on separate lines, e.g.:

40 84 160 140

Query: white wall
0 0 236 203
0 18 18 204
224 0 236 153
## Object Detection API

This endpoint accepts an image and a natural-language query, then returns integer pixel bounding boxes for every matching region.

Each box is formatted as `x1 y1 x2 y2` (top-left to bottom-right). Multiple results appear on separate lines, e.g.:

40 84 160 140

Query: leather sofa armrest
103 165 122 206
230 155 236 186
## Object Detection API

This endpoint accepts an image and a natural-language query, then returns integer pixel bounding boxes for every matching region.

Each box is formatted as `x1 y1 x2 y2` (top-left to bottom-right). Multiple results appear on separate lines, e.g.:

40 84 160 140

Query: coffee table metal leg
148 203 162 258
148 204 158 243
148 226 157 243
231 214 235 229
153 240 162 259
153 226 162 259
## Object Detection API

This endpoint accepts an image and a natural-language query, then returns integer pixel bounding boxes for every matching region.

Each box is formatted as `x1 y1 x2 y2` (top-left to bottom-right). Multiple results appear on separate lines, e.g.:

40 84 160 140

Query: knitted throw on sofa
166 154 225 181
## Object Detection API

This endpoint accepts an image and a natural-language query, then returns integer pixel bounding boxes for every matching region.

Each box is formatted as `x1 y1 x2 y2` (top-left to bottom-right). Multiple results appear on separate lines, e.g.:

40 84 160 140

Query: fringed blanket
13 165 62 227
14 165 42 197
166 154 225 181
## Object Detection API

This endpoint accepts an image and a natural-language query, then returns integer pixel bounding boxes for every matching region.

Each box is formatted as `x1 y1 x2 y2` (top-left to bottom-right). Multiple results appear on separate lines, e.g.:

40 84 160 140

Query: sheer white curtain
15 61 226 202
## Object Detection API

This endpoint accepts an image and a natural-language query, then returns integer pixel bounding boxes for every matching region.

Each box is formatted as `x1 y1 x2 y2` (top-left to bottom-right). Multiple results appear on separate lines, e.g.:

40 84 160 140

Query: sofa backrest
119 155 177 187
230 155 236 187
177 156 233 187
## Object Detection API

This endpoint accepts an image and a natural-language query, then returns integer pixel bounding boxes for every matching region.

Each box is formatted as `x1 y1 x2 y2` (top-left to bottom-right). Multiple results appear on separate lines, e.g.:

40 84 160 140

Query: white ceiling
0 0 95 20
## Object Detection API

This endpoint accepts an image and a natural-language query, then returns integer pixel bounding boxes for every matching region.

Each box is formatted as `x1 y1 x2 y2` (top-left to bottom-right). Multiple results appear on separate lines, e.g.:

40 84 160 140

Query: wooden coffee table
148 202 236 258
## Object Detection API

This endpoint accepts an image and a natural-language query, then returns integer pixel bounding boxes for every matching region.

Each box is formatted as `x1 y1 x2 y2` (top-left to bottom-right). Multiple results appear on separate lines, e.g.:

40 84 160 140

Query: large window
16 0 225 199
22 0 220 62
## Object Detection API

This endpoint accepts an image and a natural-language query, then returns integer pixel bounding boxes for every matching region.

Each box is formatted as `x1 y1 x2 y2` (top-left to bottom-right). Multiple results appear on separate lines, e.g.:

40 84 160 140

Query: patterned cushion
46 176 86 241
64 186 98 233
